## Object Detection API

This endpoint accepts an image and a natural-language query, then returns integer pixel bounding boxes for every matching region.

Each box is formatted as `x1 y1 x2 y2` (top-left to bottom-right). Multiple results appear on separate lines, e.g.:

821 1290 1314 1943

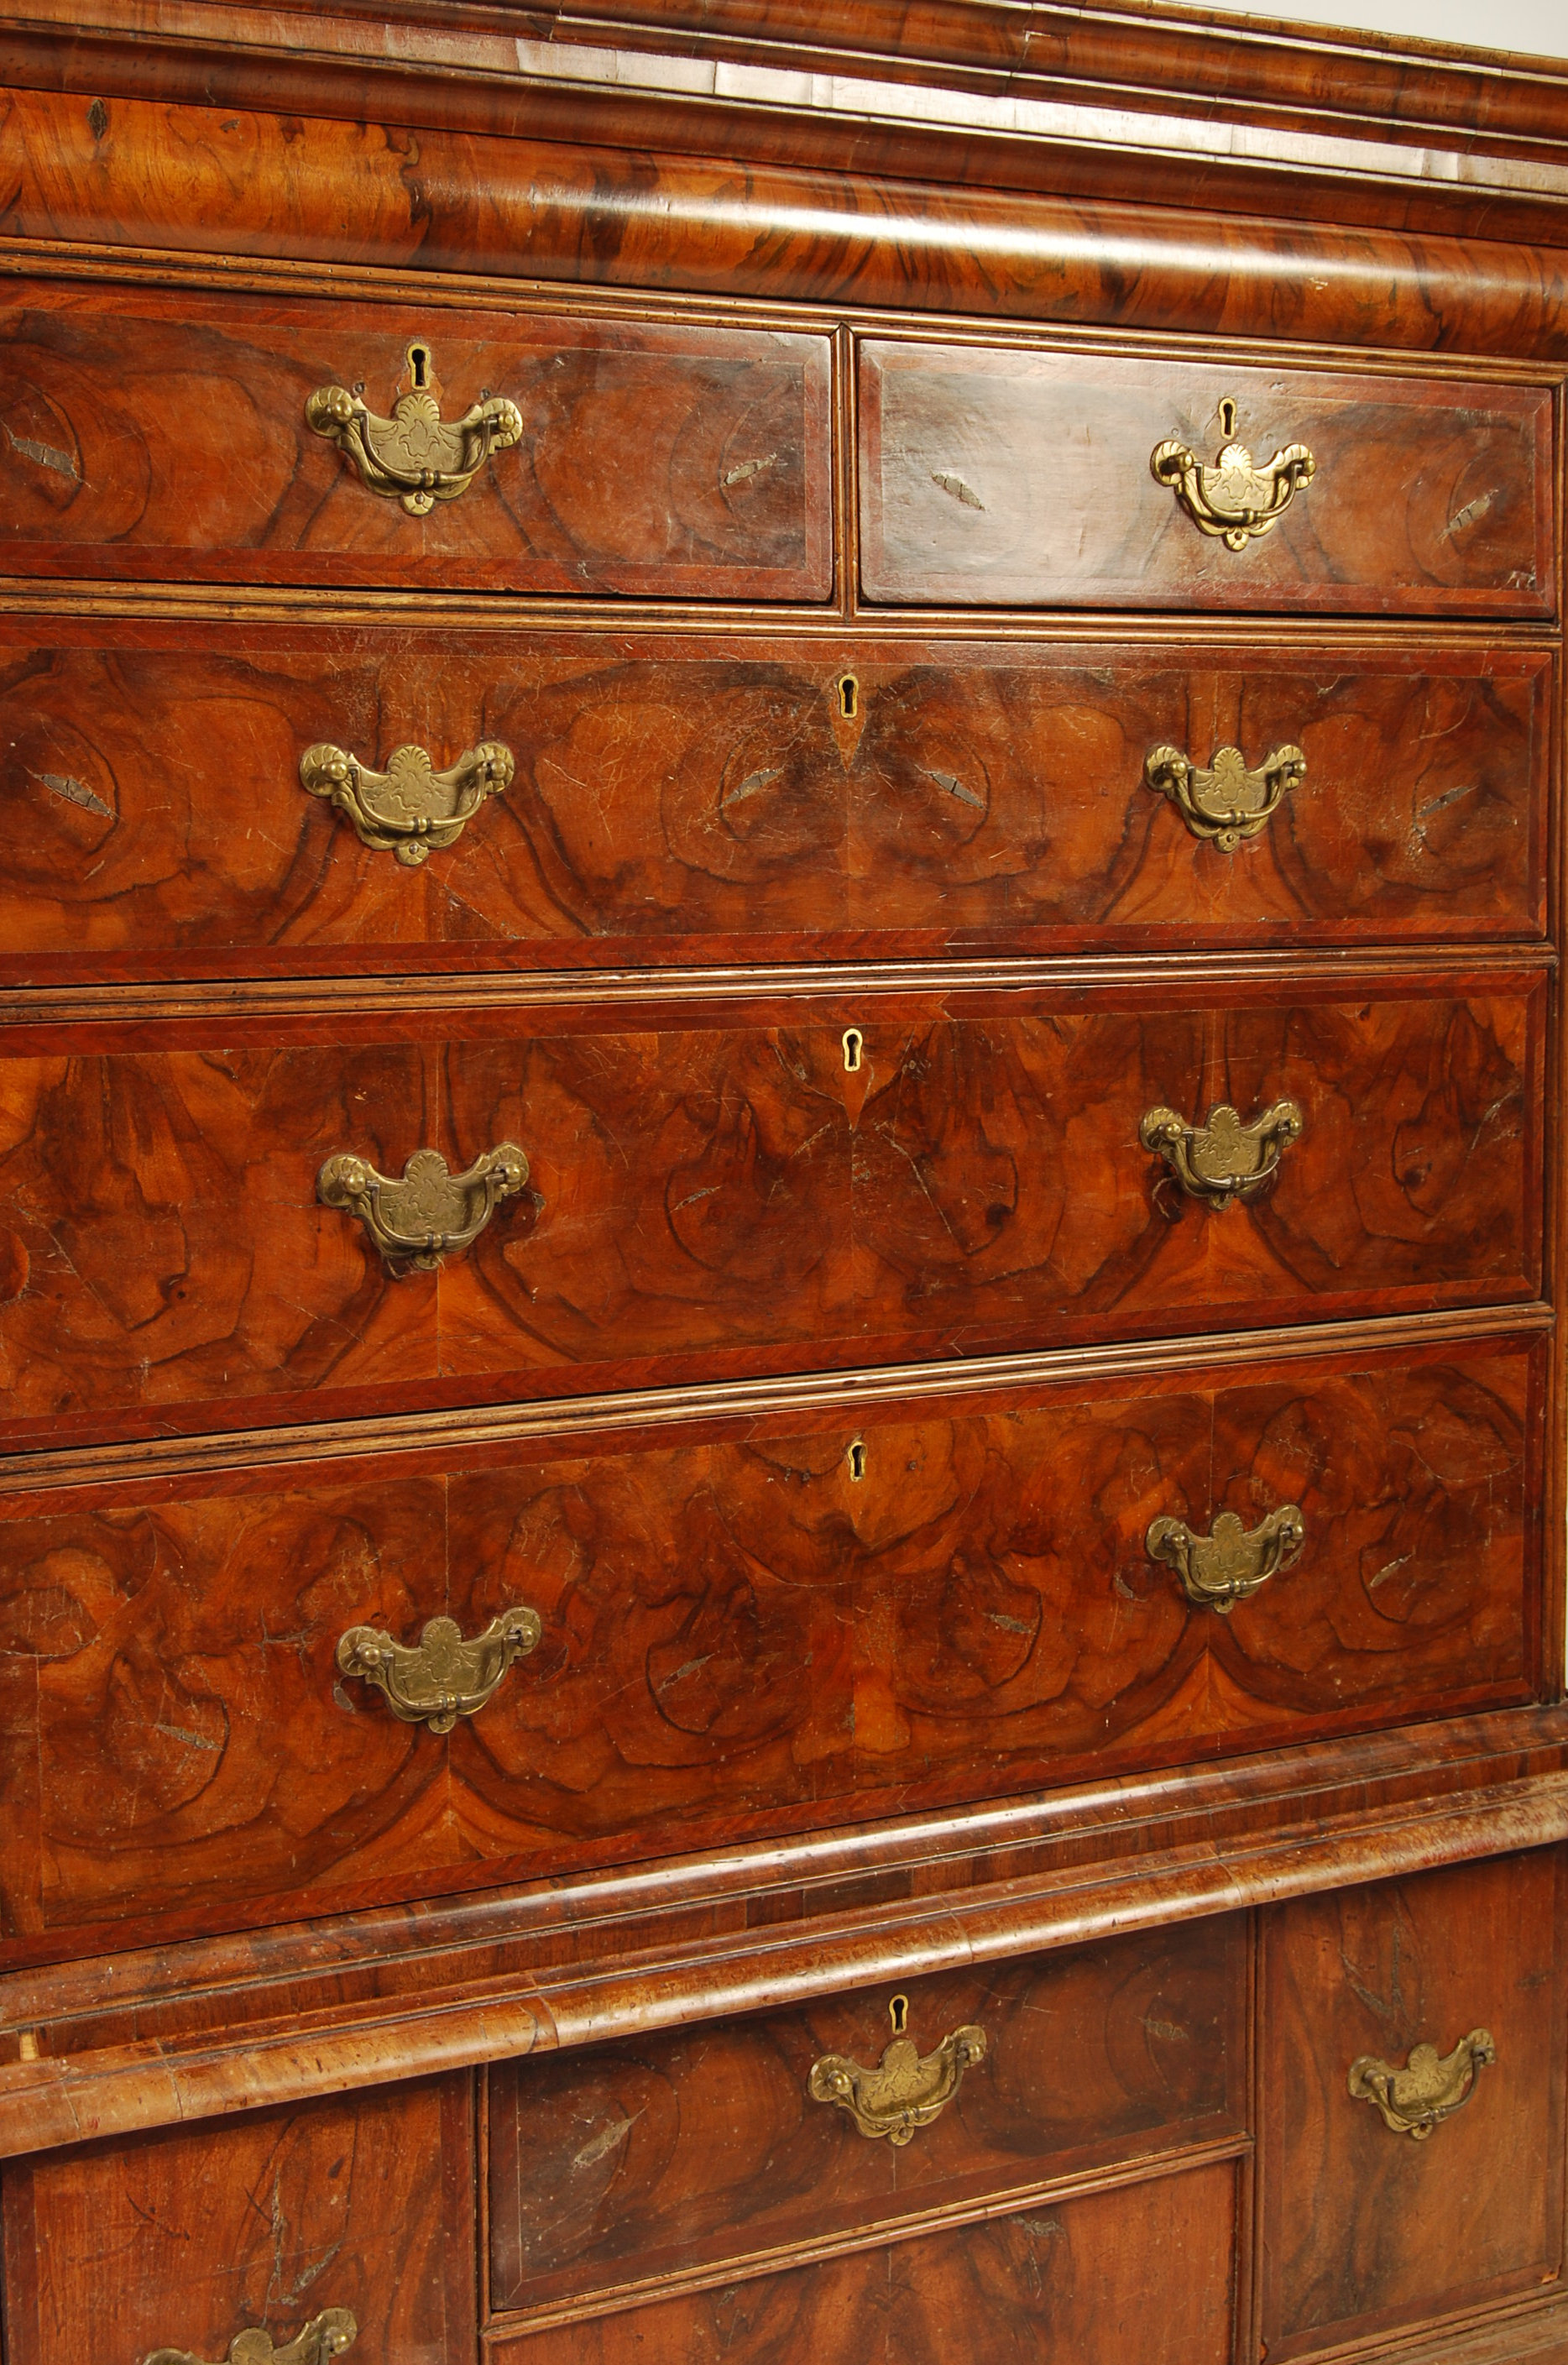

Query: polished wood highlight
0 1332 1539 1955
0 626 1549 981
860 343 1555 615
0 976 1542 1442
486 2158 1240 2362
486 1922 1242 2316
0 2075 476 2365
0 282 833 598
1261 1850 1567 2357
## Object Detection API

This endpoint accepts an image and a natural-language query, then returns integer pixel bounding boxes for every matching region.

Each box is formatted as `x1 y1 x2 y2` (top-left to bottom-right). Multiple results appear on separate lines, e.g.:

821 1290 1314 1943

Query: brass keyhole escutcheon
889 1993 909 2035
842 1027 864 1073
1219 395 1237 437
407 339 431 390
847 1439 867 1483
839 673 860 719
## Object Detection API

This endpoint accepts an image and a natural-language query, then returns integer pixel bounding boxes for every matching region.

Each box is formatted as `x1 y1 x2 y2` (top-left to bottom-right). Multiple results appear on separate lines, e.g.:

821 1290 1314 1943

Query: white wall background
1192 0 1568 60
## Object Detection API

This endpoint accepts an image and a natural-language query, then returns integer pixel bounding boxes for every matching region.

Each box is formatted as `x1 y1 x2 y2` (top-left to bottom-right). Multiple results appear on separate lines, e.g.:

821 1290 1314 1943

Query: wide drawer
0 2075 475 2365
0 626 1549 980
487 1925 1245 2321
1261 1849 1566 2358
488 2158 1240 2363
860 341 1555 615
0 1332 1539 1954
0 974 1541 1444
0 282 833 598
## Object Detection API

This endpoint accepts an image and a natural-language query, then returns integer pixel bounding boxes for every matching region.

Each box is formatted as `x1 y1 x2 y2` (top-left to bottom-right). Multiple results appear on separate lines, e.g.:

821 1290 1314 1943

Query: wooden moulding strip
6 86 1568 354
1 1768 1565 2160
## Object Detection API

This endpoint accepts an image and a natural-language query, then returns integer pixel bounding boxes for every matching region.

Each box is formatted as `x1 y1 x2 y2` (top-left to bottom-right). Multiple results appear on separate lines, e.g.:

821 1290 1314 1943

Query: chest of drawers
1 5 1566 2362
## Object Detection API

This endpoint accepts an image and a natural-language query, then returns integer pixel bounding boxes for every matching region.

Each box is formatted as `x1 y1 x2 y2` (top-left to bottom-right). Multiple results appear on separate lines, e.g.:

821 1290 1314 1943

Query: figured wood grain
860 344 1555 615
0 626 1548 978
0 979 1536 1444
486 1921 1243 2313
0 2074 475 2365
0 1334 1538 1954
3 1703 1568 2151
1260 1849 1566 2357
10 91 1568 358
0 280 832 597
486 2158 1239 2363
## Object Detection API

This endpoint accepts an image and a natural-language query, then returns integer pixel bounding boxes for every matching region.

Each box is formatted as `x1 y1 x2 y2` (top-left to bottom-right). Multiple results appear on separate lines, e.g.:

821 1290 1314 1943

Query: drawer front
0 2075 475 2365
860 342 1555 615
488 2158 1239 2363
0 1335 1537 1953
489 1925 1244 2316
1 627 1548 977
0 980 1541 1442
0 283 833 598
1261 1849 1566 2357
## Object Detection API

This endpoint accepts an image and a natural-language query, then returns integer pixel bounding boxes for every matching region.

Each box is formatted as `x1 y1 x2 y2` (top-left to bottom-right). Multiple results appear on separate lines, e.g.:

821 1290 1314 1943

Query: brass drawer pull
1151 402 1315 550
1349 2029 1496 2140
809 2001 987 2147
1146 741 1306 852
306 340 523 514
1140 1097 1303 1208
337 1606 542 1732
147 2309 358 2365
318 1142 530 1274
301 739 514 866
1147 1504 1305 1613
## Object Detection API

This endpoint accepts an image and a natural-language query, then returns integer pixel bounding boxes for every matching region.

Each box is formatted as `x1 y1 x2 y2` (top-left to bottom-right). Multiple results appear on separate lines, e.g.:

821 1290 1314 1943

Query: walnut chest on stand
1 4 1566 2360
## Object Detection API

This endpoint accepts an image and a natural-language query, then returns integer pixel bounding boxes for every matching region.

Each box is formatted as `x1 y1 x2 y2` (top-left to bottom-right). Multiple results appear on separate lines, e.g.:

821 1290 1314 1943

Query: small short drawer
1261 1848 1567 2357
860 340 1555 616
487 1927 1245 2321
0 2075 475 2365
489 2158 1240 2362
0 282 833 599
0 625 1549 981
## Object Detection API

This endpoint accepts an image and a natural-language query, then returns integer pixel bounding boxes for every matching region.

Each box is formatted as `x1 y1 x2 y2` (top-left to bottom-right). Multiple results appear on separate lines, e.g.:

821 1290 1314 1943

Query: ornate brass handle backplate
318 1143 530 1274
306 340 523 513
809 2002 987 2147
1146 742 1306 852
337 1607 542 1732
1147 1504 1305 1613
1141 1098 1304 1209
1151 404 1316 550
1349 2029 1497 2139
301 740 514 866
146 2310 358 2365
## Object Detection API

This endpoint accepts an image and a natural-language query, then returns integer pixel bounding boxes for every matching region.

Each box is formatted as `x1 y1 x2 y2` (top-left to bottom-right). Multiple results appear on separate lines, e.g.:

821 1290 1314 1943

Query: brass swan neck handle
1152 412 1316 550
1146 742 1306 852
301 740 514 866
306 341 523 513
145 2309 358 2365
1349 2030 1497 2139
337 1607 542 1733
809 2008 987 2146
1147 1504 1305 1613
318 1143 530 1274
1141 1098 1304 1209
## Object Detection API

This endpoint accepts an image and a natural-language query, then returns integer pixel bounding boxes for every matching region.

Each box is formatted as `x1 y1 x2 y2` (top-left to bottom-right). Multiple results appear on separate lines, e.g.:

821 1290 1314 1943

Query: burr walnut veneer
1 4 1567 2362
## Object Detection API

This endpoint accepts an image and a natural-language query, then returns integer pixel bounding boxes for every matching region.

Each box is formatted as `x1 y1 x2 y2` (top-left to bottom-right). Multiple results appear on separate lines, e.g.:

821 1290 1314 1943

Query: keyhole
408 342 431 391
839 674 859 719
1219 396 1237 439
889 1994 909 2036
842 1028 863 1074
847 1439 866 1483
